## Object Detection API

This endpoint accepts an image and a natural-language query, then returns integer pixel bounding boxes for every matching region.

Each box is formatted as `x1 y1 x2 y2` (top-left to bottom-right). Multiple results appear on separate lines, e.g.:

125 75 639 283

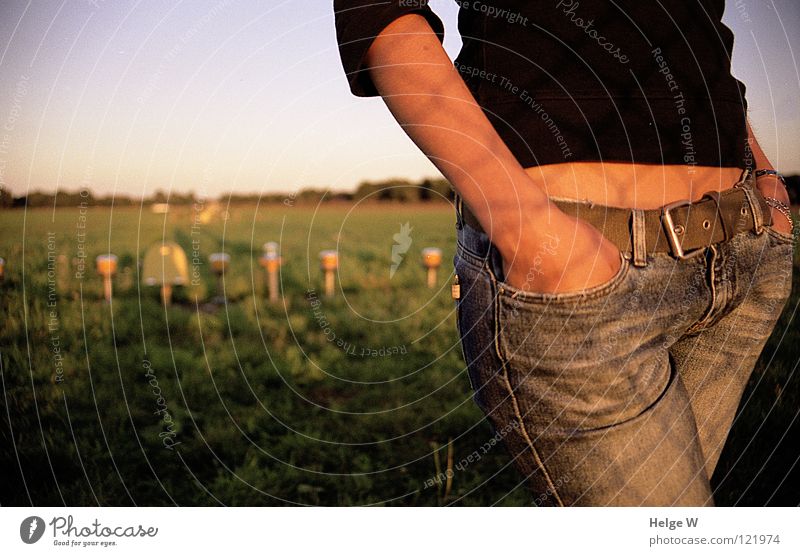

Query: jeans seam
687 246 718 333
455 240 488 269
455 298 478 393
764 225 797 246
485 258 566 507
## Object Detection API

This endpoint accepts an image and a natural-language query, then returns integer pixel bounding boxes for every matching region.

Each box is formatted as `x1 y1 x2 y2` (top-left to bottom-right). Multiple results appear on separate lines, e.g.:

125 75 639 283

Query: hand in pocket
500 212 622 295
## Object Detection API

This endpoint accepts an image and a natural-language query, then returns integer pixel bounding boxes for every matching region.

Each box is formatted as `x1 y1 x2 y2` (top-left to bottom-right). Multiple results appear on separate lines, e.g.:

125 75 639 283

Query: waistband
456 168 772 266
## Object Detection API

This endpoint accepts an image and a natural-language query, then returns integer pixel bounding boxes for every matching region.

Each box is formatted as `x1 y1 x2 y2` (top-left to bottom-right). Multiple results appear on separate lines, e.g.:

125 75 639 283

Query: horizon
0 1 798 197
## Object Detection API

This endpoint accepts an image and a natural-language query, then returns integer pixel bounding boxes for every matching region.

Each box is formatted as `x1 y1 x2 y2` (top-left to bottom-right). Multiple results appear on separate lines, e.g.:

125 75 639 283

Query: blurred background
0 0 798 199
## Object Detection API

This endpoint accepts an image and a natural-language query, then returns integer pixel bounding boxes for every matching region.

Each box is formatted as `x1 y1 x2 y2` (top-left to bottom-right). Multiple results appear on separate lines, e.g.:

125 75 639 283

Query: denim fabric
453 178 795 506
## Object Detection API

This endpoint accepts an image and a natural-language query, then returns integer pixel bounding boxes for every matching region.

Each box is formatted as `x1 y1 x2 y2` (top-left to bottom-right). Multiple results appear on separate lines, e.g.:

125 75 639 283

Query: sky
0 0 798 198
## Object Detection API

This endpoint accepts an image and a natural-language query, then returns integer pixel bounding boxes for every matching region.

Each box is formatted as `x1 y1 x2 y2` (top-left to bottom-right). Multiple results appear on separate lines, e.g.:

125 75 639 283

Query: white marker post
319 250 338 297
421 247 442 288
95 254 118 301
259 242 282 302
209 252 230 302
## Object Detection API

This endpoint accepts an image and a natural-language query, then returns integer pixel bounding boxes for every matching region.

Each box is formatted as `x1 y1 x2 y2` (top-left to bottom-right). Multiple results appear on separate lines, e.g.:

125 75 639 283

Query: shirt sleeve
333 0 446 97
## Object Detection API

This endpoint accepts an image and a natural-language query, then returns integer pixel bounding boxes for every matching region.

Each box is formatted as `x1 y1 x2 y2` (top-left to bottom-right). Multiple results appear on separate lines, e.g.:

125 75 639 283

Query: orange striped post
259 242 282 302
319 250 338 297
421 247 442 288
95 254 118 301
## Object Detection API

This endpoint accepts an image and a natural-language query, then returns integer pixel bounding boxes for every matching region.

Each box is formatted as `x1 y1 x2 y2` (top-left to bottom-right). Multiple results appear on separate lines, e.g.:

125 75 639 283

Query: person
333 0 795 505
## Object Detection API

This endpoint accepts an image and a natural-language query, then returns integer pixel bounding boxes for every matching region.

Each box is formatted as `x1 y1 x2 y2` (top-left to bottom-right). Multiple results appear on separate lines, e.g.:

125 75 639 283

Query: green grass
0 203 797 505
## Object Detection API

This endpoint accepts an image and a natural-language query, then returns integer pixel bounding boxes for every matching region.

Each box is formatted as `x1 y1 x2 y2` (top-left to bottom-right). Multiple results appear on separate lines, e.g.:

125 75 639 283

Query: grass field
0 202 798 506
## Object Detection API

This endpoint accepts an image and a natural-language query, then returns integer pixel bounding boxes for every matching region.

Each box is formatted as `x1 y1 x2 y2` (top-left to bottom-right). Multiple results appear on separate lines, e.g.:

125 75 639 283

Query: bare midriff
524 162 745 210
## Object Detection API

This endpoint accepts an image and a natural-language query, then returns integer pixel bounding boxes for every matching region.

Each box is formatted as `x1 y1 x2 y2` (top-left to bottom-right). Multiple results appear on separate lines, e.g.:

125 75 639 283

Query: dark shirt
333 0 750 169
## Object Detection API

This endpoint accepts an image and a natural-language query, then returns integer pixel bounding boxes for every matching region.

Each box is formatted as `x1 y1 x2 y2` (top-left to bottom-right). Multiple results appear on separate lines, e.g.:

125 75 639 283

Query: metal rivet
673 224 685 235
703 219 711 229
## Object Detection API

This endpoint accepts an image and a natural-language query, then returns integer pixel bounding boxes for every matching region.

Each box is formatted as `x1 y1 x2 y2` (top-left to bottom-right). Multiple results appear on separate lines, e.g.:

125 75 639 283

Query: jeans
453 174 795 506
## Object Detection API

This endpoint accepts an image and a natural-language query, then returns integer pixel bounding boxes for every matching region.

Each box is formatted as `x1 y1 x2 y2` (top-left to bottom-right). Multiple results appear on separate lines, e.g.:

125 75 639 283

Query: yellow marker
259 242 282 302
95 254 118 301
142 241 189 306
209 252 230 275
421 247 443 288
319 250 338 297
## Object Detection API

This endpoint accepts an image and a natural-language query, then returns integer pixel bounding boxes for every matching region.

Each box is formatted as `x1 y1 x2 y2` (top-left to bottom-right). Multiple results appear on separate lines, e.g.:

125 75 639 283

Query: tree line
0 177 455 208
4 174 799 209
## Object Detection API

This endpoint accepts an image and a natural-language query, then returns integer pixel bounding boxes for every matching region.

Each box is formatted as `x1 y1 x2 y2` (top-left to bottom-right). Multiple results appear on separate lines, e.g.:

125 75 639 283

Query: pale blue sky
0 0 797 197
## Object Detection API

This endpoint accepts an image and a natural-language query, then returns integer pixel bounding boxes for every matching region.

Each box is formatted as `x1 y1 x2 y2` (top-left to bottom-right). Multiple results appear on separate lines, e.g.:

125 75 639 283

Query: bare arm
747 120 773 170
363 14 620 292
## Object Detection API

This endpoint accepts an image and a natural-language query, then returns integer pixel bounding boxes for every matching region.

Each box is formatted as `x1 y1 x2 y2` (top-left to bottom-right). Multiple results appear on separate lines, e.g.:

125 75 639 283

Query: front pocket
495 251 630 306
764 223 796 246
492 257 670 434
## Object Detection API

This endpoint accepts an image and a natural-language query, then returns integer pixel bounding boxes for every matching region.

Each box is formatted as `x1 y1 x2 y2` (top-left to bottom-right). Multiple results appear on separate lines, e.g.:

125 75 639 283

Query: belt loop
631 208 648 267
736 167 752 187
734 168 764 233
742 185 765 234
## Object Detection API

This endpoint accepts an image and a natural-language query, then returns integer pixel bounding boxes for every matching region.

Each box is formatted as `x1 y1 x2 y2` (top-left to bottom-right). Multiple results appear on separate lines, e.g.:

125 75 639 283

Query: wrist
491 202 569 256
754 169 790 203
754 168 785 185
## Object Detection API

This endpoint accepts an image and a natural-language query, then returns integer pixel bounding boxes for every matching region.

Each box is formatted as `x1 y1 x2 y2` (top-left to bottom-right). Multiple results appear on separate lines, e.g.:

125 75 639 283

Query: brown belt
460 180 772 261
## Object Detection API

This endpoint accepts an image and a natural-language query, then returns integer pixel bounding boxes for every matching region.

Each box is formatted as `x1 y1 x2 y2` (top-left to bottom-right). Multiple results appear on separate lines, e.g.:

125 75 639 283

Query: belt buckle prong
662 199 706 260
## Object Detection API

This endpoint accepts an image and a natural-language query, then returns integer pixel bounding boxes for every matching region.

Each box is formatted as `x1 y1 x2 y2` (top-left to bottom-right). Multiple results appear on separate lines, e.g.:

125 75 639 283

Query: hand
756 174 793 235
499 208 622 295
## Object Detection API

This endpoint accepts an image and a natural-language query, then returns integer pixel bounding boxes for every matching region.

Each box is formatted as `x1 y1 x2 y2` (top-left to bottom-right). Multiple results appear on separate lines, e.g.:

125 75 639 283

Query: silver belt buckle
662 199 706 259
